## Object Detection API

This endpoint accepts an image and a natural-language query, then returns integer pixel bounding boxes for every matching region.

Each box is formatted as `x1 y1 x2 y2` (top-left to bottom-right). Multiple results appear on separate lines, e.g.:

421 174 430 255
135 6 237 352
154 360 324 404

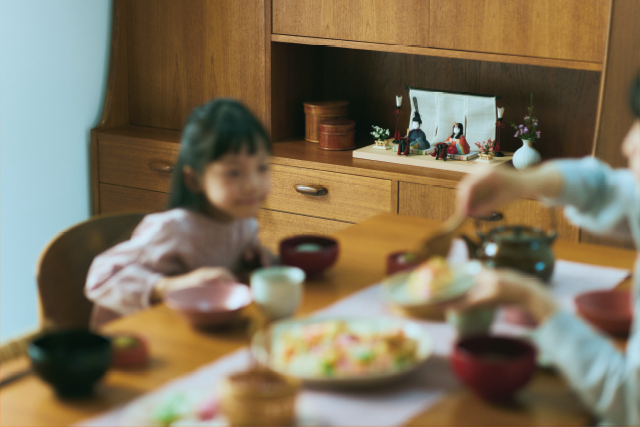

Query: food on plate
271 320 418 378
406 256 455 301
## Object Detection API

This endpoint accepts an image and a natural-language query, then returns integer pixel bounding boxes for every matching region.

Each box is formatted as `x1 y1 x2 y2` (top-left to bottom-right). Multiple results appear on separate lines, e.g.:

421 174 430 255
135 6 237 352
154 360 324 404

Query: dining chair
36 212 146 330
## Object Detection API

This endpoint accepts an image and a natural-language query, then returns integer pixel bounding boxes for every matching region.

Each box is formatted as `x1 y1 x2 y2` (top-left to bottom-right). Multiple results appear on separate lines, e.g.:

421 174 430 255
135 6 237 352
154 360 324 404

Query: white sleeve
544 158 639 238
535 306 640 425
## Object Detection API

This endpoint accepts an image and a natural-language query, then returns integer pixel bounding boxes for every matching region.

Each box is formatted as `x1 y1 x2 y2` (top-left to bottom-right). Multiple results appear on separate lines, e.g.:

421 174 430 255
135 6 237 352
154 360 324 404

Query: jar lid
318 118 355 132
487 226 551 243
303 100 349 114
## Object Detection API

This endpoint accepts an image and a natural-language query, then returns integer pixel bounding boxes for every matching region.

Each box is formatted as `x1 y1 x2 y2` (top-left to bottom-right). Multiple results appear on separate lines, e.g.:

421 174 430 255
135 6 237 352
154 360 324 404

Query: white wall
0 0 112 341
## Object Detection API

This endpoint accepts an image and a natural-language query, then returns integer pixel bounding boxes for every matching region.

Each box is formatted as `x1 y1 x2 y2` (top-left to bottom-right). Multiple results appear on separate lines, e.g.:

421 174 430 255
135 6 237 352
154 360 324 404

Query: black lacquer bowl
28 329 112 397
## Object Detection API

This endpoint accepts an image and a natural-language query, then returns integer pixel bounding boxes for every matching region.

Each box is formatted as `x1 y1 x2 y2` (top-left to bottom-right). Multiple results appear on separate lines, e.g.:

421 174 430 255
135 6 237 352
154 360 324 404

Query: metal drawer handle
295 184 327 196
472 211 504 222
148 161 174 173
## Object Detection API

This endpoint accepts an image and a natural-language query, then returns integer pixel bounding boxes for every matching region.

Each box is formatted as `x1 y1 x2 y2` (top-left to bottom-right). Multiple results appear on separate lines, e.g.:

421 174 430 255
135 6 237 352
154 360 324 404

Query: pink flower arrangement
475 139 496 154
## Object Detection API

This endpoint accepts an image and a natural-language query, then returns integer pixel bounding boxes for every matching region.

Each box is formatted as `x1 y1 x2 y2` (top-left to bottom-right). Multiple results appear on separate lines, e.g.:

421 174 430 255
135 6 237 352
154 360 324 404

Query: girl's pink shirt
84 208 258 329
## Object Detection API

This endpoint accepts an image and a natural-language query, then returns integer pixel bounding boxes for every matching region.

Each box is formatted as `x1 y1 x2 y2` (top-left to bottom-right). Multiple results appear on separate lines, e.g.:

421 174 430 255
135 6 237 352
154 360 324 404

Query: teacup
446 307 496 338
250 267 306 321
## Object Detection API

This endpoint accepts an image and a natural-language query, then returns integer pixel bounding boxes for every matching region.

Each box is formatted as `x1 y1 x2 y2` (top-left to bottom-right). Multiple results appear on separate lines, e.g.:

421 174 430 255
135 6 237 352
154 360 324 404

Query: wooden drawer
429 0 608 63
398 182 579 242
264 164 393 223
272 0 429 47
98 138 179 192
99 183 168 214
257 209 351 253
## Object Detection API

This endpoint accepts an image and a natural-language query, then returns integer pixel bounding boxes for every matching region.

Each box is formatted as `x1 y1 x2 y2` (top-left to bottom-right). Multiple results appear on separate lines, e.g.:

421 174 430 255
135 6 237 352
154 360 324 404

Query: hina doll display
407 98 430 150
446 123 470 155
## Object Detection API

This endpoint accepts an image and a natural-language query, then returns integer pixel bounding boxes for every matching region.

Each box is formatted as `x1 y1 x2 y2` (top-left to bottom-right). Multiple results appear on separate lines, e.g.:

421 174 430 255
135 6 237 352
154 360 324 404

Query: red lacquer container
303 100 349 143
318 118 356 151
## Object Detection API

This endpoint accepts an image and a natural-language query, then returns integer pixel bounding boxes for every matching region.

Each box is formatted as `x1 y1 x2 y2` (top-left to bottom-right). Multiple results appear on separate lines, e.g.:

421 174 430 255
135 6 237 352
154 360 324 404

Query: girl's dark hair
167 98 271 211
451 123 463 139
631 73 640 119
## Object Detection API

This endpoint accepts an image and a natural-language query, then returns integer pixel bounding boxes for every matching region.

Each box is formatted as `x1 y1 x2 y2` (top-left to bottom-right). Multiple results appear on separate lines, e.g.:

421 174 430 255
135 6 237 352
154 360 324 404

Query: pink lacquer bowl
451 336 537 402
575 290 632 337
280 235 339 280
165 283 252 328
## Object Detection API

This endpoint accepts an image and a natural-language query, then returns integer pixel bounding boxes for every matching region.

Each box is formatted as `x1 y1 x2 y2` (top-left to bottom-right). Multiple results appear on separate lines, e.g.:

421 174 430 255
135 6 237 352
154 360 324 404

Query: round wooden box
303 100 349 143
318 119 356 151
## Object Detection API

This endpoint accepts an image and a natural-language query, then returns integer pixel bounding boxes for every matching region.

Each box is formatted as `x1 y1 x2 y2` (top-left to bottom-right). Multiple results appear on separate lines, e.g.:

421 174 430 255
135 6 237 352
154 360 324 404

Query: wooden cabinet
272 0 429 46
92 0 639 250
429 0 609 63
100 184 168 214
265 165 393 222
398 182 580 242
98 138 178 193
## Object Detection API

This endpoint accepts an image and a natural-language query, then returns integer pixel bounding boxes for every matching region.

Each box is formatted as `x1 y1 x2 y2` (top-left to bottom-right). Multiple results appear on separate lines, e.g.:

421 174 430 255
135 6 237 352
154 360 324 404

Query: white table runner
78 259 630 426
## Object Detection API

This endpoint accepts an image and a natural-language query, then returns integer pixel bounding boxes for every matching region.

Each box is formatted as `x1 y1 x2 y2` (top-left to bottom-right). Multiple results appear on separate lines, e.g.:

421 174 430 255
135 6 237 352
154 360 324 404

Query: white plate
251 316 433 388
381 260 481 308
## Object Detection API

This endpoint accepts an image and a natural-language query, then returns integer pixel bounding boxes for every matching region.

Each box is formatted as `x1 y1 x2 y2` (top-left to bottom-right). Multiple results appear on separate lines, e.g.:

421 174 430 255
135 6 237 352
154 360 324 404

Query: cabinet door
127 0 267 129
257 209 351 253
429 0 609 62
272 0 429 46
398 182 579 242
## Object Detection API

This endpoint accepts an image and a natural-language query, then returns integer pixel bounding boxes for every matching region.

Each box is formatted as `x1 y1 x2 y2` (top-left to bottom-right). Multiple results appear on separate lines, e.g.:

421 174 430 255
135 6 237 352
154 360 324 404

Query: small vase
513 139 541 170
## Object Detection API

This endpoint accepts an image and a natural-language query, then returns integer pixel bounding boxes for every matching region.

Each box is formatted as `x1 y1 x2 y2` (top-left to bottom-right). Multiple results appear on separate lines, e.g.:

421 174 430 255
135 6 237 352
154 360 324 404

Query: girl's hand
451 268 559 324
152 267 237 301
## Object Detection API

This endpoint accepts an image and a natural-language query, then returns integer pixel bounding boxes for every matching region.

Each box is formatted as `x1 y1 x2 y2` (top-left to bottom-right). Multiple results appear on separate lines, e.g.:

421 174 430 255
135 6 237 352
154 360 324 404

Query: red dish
451 335 537 402
575 290 632 337
280 235 339 280
111 333 149 369
386 251 420 276
165 283 252 328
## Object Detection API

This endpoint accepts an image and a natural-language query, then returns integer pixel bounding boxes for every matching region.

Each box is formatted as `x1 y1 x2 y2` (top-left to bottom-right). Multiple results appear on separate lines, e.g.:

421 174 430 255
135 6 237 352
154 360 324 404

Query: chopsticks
0 368 33 388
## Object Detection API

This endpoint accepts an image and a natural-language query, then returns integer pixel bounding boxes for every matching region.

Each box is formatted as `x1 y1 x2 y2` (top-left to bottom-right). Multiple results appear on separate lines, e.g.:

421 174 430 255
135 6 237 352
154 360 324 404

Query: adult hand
450 268 559 324
456 163 564 218
153 267 237 301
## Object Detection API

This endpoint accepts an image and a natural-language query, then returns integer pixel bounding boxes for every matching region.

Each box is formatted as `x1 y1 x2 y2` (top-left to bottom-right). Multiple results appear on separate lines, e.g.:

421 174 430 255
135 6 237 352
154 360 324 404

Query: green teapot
461 226 557 282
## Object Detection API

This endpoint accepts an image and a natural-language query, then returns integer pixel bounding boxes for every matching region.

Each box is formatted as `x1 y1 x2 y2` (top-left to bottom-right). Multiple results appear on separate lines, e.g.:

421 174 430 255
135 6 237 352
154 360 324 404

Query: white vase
512 139 541 170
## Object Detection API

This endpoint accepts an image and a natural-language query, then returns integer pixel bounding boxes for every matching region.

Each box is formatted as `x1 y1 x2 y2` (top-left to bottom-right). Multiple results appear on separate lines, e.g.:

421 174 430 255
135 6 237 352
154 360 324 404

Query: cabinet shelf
271 34 604 72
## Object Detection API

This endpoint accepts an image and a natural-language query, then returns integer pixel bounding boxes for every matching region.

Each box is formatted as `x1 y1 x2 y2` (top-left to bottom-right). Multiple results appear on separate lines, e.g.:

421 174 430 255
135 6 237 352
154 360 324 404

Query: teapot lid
486 226 552 243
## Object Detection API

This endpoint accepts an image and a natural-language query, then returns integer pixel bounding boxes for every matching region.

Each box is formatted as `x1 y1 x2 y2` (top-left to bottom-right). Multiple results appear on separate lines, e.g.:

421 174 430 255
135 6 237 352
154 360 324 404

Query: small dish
381 261 480 320
251 316 433 388
110 332 150 369
28 329 112 397
451 335 537 402
575 289 632 337
165 283 252 328
280 235 339 280
386 251 420 276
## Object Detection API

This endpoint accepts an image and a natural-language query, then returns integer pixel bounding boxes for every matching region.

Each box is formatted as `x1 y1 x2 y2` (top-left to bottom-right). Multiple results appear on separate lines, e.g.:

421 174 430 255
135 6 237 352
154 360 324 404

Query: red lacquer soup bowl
280 235 339 280
451 335 537 402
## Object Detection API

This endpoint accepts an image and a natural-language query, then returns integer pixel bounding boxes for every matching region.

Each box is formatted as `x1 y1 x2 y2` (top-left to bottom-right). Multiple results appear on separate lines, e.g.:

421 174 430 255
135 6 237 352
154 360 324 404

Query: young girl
454 75 640 425
85 99 271 328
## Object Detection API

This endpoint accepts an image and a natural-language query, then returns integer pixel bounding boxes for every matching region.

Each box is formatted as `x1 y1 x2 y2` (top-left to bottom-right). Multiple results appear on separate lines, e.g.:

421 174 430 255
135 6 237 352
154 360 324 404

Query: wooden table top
1 213 636 426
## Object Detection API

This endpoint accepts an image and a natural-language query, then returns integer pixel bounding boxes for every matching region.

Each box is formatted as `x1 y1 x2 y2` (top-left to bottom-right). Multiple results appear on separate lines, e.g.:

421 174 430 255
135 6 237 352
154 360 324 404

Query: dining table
0 213 636 426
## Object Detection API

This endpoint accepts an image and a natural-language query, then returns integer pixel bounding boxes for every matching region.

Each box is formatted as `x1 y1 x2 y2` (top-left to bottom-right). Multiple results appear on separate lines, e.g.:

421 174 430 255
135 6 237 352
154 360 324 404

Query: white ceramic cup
250 266 306 320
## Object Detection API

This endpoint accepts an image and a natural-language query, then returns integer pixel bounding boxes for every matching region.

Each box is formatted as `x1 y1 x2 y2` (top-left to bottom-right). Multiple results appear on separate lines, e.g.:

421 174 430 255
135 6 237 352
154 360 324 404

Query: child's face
200 145 271 220
622 120 640 182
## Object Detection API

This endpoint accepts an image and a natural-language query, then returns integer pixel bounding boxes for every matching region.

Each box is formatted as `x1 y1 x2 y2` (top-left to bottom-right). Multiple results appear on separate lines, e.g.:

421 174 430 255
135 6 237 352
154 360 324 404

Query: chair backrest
36 213 146 329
